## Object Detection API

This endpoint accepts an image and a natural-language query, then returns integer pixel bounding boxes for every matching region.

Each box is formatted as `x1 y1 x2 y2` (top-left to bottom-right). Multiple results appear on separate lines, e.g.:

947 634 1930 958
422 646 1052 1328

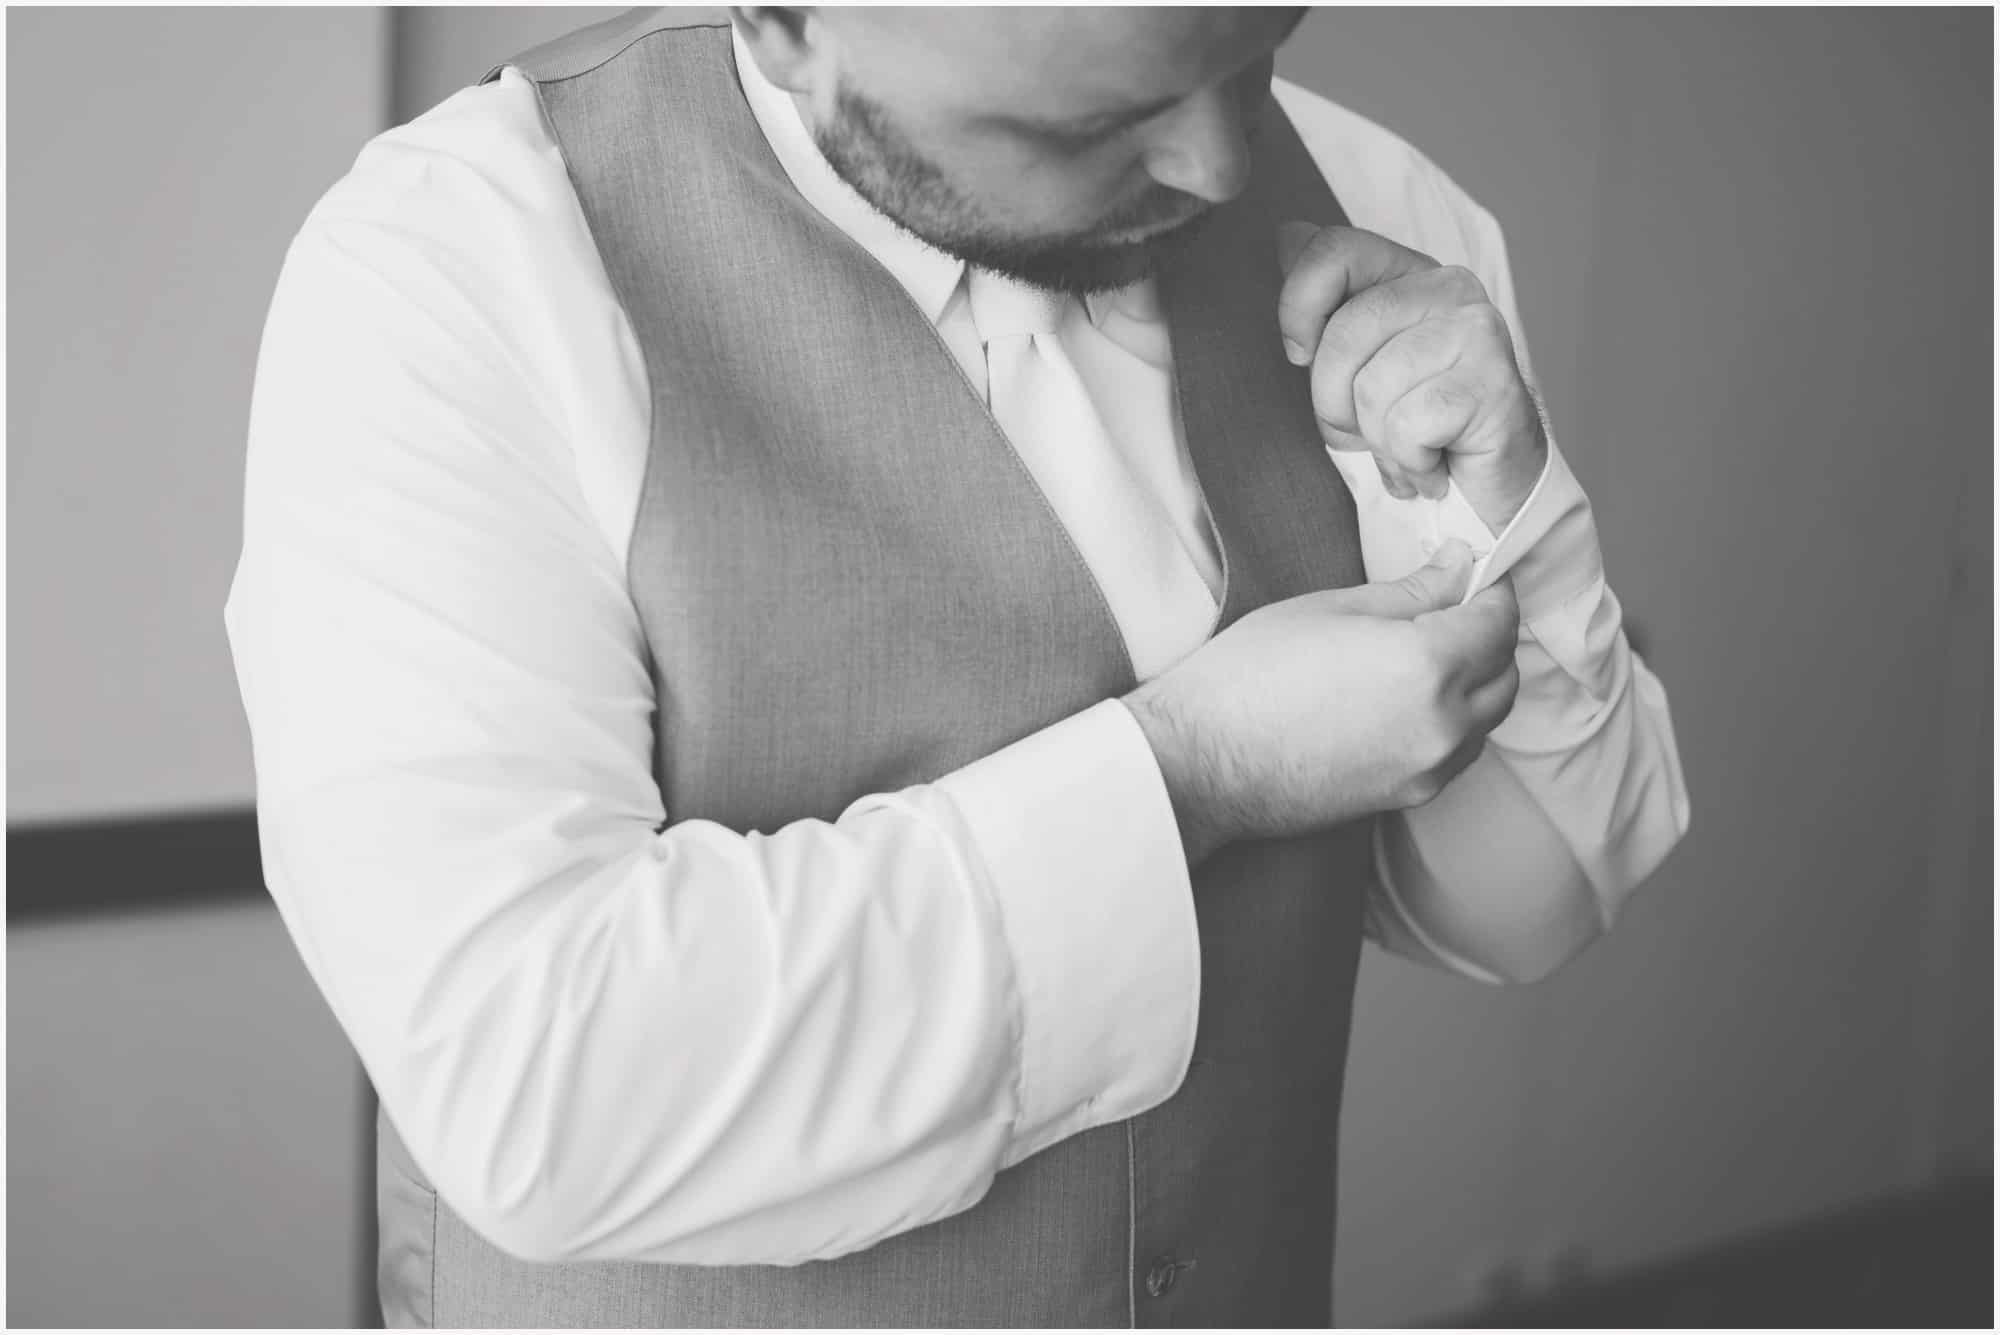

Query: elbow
1495 931 1599 986
452 1188 581 1266
446 1174 653 1267
438 1138 692 1266
419 1146 578 1266
421 1117 753 1267
394 1105 633 1266
1502 801 1696 988
1484 907 1602 985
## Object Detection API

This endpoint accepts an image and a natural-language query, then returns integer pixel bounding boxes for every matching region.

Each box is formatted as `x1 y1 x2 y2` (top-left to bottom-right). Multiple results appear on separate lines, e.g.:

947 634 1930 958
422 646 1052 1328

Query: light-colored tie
966 267 1218 681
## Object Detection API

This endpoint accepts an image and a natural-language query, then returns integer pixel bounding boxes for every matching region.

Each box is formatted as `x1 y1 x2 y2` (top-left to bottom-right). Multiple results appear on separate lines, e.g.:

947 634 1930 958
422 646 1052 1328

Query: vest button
1144 1254 1188 1298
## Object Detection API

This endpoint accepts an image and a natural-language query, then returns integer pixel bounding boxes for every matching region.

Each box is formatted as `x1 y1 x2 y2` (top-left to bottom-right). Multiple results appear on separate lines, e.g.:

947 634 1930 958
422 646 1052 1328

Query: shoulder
257 69 646 565
288 70 589 318
1270 76 1501 274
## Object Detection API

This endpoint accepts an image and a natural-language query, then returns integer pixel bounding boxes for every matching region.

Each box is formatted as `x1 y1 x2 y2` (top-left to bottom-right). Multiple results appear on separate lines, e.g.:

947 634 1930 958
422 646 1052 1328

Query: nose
1139 82 1254 205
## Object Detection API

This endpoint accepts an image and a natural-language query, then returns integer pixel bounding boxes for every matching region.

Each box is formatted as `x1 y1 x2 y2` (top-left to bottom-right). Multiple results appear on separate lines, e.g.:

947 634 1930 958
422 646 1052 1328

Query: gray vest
377 8 1375 1326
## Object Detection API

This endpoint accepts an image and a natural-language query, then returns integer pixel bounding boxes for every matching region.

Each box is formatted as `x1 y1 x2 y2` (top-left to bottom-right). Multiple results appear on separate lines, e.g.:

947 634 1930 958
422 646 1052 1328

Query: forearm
261 700 1198 1268
1369 583 1691 983
236 192 1206 1268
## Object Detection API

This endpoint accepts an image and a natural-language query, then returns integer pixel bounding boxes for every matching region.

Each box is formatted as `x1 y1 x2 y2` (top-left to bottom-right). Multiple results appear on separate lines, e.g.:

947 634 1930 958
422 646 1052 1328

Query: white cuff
1326 447 1499 591
1329 439 1618 687
935 698 1201 1167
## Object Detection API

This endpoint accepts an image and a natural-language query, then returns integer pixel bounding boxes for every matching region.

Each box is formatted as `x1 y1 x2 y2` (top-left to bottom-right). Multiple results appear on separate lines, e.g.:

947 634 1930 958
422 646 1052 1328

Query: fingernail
1282 339 1307 366
1429 538 1472 566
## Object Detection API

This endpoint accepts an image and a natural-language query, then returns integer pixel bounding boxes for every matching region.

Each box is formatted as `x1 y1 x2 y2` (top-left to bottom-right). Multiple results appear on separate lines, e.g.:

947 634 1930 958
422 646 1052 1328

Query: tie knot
967 267 1069 343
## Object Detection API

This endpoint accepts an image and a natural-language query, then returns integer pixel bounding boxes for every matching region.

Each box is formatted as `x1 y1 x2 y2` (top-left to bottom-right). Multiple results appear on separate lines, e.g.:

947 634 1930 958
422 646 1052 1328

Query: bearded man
226 6 1689 1326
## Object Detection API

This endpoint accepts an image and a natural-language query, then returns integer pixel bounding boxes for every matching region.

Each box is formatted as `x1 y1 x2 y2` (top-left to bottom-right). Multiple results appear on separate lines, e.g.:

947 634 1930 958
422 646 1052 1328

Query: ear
730 7 828 95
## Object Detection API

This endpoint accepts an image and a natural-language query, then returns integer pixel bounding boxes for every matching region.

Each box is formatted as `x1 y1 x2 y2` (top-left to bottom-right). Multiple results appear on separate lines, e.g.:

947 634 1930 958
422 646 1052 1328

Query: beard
810 78 1216 296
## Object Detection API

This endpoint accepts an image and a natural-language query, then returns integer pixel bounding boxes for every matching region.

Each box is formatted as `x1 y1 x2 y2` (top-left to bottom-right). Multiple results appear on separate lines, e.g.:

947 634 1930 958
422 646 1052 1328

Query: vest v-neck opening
717 28 1154 693
423 14 1380 1328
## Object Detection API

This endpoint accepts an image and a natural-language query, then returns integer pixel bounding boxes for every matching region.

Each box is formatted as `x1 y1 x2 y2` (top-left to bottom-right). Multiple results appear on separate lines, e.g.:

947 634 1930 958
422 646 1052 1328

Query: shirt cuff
1327 439 1610 683
1462 439 1602 626
934 698 1201 1167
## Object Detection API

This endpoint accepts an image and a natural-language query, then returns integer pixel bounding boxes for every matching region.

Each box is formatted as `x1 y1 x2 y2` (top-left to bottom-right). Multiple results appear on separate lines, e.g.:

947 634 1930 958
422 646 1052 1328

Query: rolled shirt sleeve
1301 109 1692 982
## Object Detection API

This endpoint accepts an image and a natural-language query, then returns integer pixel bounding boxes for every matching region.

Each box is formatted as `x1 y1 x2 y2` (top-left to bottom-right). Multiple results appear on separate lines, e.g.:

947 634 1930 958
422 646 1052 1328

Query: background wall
1279 8 1994 1324
7 6 1990 1329
5 6 390 1327
5 6 393 822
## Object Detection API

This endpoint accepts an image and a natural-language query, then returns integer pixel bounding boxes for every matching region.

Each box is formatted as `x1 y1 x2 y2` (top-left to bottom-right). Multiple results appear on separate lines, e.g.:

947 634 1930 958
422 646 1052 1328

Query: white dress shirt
225 33 1690 1268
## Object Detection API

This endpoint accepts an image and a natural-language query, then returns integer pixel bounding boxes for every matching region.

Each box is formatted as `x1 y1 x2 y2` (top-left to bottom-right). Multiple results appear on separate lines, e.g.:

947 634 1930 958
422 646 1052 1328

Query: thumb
1335 539 1476 620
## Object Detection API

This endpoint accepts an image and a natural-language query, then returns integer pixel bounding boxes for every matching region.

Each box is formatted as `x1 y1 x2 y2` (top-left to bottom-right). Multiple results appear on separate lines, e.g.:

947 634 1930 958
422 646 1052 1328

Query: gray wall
5 6 388 1328
6 6 388 823
7 902 370 1328
1279 9 1994 1323
7 7 1990 1328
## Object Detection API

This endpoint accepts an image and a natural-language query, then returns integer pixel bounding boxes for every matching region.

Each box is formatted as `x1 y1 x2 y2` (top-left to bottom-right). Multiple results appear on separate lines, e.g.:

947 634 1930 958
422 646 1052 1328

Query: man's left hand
1276 220 1546 535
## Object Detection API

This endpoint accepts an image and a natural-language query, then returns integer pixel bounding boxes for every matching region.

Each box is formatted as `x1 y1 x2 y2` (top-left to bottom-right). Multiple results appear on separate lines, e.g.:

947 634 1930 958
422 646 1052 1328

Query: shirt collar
729 23 1148 334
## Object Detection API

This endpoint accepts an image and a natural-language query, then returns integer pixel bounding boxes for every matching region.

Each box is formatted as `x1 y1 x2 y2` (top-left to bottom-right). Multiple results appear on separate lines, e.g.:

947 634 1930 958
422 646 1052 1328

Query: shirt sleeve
1283 83 1692 983
224 82 1197 1269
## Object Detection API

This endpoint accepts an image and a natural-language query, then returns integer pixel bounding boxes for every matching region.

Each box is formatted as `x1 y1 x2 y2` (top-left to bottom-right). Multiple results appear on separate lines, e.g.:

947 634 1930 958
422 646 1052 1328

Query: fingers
1376 456 1420 501
1416 577 1520 690
1275 223 1435 366
1349 316 1495 501
1275 220 1320 279
1323 540 1476 620
1318 421 1425 502
1311 266 1486 436
1432 731 1488 794
1465 657 1521 733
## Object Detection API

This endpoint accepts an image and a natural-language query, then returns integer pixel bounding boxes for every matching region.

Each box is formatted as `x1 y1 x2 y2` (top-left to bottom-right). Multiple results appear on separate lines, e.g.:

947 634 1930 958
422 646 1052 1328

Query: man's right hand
1123 539 1521 865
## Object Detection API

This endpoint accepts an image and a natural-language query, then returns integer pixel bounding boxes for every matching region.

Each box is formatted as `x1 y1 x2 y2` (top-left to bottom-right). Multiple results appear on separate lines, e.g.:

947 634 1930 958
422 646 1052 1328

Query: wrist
1459 407 1549 536
1122 686 1230 866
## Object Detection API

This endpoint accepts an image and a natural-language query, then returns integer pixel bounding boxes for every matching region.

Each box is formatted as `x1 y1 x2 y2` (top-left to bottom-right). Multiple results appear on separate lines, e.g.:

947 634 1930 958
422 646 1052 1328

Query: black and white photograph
5 4 1992 1329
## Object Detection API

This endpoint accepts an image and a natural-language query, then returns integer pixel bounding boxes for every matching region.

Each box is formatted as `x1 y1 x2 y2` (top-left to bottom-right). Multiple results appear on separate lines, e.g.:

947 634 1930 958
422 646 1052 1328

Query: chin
943 209 1210 295
1052 228 1207 293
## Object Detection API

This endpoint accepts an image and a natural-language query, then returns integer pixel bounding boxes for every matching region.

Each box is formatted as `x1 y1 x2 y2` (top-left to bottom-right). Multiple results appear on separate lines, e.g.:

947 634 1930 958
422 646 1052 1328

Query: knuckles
1403 632 1456 701
1395 708 1476 809
1436 264 1486 304
1464 301 1511 347
1376 370 1472 457
1350 360 1392 420
1417 377 1470 423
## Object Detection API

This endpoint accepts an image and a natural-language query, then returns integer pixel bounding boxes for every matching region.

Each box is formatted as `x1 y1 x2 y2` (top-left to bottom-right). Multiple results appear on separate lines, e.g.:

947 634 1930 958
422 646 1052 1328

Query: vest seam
1125 1120 1138 1327
503 17 732 90
428 1175 439 1328
507 54 662 620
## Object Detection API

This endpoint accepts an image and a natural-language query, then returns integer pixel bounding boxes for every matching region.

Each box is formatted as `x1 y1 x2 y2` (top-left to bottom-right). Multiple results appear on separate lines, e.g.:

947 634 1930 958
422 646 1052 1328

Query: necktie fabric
966 266 1218 680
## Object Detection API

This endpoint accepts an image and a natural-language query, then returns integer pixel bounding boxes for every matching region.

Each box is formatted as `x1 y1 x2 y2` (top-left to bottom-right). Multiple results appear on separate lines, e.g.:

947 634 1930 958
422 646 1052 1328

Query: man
226 5 1689 1326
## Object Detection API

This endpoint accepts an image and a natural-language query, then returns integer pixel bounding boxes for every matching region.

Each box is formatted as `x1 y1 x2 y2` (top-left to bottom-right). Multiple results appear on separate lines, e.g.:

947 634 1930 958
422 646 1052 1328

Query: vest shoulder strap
479 5 727 87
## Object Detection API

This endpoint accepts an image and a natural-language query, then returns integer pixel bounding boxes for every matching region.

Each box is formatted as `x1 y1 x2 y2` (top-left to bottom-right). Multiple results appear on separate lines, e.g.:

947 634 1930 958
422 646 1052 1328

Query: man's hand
1276 220 1547 535
1125 540 1521 866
